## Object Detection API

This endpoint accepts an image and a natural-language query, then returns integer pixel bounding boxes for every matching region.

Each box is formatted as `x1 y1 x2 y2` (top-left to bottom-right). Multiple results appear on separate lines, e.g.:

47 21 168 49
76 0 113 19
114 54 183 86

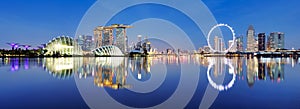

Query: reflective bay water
0 56 300 108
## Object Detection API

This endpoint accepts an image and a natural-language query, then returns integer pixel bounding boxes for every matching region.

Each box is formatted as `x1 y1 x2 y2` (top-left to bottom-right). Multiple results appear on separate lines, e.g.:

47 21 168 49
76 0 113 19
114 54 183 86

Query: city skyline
1 1 300 108
1 0 300 50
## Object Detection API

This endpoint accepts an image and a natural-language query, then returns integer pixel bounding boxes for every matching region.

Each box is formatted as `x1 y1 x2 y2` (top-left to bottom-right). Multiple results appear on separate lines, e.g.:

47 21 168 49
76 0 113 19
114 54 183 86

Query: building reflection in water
246 57 257 87
72 57 128 90
129 57 152 81
0 55 293 89
93 57 129 90
206 57 236 91
246 57 285 87
265 58 285 82
44 58 74 79
258 58 266 80
75 57 153 90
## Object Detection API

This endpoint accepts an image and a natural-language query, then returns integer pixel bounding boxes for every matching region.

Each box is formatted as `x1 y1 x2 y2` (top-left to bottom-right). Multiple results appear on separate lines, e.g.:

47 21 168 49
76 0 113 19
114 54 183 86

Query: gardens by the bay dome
44 36 74 56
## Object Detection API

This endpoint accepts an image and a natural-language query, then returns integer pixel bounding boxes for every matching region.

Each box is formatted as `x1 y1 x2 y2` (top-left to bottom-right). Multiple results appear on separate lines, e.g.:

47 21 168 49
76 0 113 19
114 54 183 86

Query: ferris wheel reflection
206 57 236 91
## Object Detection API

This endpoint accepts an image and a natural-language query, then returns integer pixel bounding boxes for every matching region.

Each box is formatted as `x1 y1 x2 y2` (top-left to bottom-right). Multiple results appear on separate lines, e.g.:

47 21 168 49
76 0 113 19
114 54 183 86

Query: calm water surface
0 56 300 109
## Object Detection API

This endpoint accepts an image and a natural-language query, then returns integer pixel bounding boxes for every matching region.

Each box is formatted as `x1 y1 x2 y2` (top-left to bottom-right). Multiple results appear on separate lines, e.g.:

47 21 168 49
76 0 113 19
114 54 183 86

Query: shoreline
1 53 299 58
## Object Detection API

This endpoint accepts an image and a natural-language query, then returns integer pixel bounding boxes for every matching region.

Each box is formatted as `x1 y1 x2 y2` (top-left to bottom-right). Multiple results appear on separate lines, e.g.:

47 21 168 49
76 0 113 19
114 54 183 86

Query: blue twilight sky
0 0 300 49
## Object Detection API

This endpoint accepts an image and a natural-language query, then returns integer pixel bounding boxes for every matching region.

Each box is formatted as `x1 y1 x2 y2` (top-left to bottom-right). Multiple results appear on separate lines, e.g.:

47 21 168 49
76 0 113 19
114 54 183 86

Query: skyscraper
236 36 243 52
214 36 224 52
115 27 127 53
258 33 266 51
267 32 285 51
137 35 142 42
78 35 94 51
246 25 256 52
136 35 142 49
220 38 225 52
112 24 132 53
94 26 104 48
228 40 236 52
144 36 151 53
213 36 225 52
102 28 114 46
214 36 220 52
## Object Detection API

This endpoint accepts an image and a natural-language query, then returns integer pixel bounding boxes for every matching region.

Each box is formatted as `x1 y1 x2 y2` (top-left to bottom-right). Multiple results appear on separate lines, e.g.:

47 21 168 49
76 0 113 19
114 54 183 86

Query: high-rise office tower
94 26 104 48
137 35 142 42
115 27 127 53
228 40 236 52
102 28 114 46
136 35 142 49
267 32 285 51
236 36 243 52
258 33 266 51
246 25 256 52
214 36 220 52
113 24 132 53
220 38 225 51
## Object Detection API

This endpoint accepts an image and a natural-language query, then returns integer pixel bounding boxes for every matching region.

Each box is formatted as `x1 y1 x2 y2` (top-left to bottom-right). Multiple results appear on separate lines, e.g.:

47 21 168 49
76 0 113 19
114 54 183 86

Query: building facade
77 35 95 51
258 33 266 51
267 32 285 51
112 24 131 53
115 28 125 52
228 40 236 52
214 36 224 52
103 28 114 46
246 25 257 52
236 36 243 52
94 26 104 48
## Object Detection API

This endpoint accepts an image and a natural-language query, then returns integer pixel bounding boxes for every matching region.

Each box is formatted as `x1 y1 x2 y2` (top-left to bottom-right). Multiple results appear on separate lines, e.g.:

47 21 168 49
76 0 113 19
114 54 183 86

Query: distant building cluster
128 35 154 56
76 35 95 55
1 23 289 57
247 25 285 52
198 25 285 53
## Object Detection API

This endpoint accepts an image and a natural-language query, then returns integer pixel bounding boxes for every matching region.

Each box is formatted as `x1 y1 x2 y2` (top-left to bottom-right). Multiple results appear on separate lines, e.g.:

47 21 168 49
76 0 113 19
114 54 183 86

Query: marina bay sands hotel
93 24 132 54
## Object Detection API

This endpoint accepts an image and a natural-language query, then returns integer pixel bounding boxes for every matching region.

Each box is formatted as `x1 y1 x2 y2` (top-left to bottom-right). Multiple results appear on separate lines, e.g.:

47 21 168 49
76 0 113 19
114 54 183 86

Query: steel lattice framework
93 45 124 56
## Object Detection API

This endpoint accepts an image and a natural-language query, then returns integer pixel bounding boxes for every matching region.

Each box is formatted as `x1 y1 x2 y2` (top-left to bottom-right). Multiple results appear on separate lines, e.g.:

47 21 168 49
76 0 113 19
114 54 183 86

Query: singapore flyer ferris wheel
207 24 236 53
